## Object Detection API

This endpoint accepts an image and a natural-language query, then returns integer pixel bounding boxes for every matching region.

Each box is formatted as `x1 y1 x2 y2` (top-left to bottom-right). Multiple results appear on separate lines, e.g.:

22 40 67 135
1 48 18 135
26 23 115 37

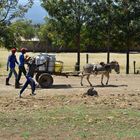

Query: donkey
80 61 120 86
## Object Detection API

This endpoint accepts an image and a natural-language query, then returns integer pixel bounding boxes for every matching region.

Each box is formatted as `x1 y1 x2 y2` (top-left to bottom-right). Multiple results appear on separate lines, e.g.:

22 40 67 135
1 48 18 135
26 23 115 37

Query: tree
10 20 35 39
0 0 33 23
0 22 16 48
86 0 118 62
41 0 93 71
114 0 140 74
84 0 140 70
38 18 64 47
0 0 33 49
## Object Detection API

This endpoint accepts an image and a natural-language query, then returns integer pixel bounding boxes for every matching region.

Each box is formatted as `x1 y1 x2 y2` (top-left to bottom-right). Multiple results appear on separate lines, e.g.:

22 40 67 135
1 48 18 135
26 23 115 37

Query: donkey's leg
87 74 93 87
106 73 110 85
101 74 104 85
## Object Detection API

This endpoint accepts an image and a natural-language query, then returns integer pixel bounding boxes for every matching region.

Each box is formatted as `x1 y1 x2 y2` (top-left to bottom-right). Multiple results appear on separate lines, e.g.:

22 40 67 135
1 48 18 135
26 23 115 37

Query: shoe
6 83 11 86
6 78 10 85
30 93 36 96
15 80 20 88
18 82 22 85
19 93 22 98
15 84 20 88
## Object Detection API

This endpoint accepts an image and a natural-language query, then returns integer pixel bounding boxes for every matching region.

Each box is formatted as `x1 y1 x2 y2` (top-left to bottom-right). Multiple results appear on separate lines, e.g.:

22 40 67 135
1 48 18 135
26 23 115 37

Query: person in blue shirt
6 48 19 86
19 56 46 98
16 48 27 88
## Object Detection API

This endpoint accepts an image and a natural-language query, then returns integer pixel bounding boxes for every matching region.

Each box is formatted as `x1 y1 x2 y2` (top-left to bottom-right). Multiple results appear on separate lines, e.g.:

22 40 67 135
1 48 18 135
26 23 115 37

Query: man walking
16 48 27 87
6 48 19 86
19 57 46 98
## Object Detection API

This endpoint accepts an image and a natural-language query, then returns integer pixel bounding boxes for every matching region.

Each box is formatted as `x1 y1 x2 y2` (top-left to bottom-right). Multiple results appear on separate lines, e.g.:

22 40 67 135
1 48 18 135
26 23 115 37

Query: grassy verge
0 103 140 140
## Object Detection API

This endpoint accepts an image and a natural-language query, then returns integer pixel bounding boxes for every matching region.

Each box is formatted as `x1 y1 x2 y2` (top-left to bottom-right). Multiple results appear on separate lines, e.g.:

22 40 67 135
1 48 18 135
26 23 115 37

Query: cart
34 54 79 88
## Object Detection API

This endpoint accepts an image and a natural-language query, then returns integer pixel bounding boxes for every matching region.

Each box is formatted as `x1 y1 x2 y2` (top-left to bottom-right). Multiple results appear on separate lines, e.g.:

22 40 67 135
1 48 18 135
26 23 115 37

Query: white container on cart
35 55 40 65
35 53 56 72
35 54 47 71
48 55 56 72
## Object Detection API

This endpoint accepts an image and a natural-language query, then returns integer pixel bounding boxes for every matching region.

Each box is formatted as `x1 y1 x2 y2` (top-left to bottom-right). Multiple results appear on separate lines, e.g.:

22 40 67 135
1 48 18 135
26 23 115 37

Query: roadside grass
0 103 140 140
0 48 140 76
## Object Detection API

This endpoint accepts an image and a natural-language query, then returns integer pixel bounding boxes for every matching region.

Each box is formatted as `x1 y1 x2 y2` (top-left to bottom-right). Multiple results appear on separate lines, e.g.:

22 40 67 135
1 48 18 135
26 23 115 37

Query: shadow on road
51 84 72 89
35 84 128 90
93 84 128 88
70 84 128 88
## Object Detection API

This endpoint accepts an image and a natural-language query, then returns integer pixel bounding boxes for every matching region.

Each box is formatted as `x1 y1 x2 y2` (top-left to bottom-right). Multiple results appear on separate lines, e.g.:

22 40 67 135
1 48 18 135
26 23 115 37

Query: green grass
0 104 140 140
21 131 30 140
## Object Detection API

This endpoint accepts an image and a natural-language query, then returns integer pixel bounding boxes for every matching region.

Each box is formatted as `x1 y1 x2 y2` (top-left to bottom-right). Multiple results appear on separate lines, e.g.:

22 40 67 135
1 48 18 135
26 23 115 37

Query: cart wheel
38 73 53 88
35 72 42 82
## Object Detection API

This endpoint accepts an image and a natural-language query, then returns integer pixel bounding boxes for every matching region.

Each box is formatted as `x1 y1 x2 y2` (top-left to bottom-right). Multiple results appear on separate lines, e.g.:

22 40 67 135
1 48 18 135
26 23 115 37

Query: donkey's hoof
101 83 104 86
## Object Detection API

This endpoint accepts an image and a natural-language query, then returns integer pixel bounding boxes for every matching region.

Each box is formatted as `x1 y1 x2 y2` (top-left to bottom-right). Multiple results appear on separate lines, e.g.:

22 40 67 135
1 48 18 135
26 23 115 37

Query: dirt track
0 74 140 111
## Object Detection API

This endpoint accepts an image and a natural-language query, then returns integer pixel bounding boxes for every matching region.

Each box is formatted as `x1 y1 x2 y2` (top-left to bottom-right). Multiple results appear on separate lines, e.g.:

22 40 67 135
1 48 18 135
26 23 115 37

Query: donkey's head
110 61 120 74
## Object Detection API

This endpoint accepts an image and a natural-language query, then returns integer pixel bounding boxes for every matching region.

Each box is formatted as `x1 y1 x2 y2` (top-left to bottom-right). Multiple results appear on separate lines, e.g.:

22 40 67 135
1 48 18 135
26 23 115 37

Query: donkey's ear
111 60 116 63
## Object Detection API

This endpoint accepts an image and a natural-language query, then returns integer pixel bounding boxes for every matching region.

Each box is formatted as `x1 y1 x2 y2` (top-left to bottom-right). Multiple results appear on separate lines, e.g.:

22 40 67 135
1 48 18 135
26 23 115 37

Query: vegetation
41 0 140 72
0 97 140 139
41 0 94 71
9 20 37 48
115 0 140 74
0 0 33 49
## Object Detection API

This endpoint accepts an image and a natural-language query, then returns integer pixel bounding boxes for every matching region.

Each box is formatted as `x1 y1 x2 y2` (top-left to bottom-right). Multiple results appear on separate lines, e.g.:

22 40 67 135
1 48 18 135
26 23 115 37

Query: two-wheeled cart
35 70 79 88
34 53 79 88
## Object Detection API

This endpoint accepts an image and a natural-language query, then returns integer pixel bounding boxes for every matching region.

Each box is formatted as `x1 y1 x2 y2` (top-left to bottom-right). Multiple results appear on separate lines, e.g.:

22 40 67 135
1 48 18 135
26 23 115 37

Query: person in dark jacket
16 48 27 88
19 57 46 98
6 48 19 86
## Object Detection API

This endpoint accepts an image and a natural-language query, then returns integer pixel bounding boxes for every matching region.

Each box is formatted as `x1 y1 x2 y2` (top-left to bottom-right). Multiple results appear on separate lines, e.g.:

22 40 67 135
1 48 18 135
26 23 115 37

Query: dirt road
0 74 140 111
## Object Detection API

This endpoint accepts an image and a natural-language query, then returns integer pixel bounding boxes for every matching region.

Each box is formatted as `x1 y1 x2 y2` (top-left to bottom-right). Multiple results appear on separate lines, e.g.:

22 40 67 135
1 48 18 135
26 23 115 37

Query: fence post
86 54 89 64
133 61 136 74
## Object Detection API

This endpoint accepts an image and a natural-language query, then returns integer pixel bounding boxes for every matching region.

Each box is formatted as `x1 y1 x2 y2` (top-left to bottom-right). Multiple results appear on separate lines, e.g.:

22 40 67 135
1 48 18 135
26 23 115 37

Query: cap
20 48 27 53
11 48 16 53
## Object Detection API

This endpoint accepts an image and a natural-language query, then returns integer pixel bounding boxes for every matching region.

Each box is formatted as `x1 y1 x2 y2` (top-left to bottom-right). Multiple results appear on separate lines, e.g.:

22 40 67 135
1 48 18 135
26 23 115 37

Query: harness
94 64 111 75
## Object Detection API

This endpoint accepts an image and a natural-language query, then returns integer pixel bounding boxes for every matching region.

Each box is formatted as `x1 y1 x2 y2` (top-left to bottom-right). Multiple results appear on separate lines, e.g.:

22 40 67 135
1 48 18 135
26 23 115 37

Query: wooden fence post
86 54 89 64
133 61 136 74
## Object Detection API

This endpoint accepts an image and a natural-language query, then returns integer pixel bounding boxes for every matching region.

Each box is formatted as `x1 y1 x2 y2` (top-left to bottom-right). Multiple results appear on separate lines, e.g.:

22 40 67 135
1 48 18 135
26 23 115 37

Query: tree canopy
41 0 96 70
0 0 33 49
41 0 140 72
